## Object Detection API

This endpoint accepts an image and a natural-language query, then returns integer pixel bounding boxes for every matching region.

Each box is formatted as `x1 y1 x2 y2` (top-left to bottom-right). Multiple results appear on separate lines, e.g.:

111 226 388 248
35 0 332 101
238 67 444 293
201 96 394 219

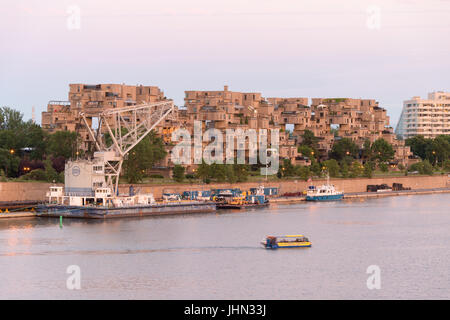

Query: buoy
59 216 63 228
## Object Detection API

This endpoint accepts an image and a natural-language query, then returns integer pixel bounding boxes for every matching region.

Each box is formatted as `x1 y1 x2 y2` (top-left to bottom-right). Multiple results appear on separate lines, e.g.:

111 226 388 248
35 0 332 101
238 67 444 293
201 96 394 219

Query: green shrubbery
172 165 185 182
408 160 434 175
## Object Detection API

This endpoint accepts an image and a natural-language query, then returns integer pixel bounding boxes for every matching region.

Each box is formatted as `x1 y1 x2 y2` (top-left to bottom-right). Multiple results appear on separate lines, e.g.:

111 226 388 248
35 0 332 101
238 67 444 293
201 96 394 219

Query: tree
378 162 388 172
0 169 6 182
301 130 319 149
361 139 372 162
0 107 24 130
280 159 295 177
409 160 434 175
0 130 19 153
405 135 429 160
0 148 20 177
443 159 450 172
427 135 450 166
225 165 237 183
322 159 340 177
47 131 79 159
363 161 373 178
295 166 311 181
406 135 450 166
233 164 249 182
297 145 316 161
0 108 47 159
349 161 364 178
371 138 395 163
43 159 61 182
340 162 349 178
172 165 185 182
310 162 322 177
123 131 167 183
210 163 228 182
196 160 212 183
330 138 359 162
22 122 48 160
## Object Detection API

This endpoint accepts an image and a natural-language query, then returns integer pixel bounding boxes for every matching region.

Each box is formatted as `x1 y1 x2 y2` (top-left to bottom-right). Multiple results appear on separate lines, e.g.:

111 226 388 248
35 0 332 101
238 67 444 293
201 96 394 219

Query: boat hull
37 202 217 219
306 194 343 201
262 242 312 249
217 203 269 209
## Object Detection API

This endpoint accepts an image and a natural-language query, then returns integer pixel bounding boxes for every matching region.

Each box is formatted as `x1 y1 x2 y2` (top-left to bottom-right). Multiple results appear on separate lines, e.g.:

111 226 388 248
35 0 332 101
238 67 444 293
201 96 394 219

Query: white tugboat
306 173 344 201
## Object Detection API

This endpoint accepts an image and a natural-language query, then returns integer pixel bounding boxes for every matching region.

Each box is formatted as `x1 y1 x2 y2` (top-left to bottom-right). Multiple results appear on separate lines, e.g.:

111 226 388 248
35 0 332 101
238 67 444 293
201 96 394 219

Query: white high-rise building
395 91 450 139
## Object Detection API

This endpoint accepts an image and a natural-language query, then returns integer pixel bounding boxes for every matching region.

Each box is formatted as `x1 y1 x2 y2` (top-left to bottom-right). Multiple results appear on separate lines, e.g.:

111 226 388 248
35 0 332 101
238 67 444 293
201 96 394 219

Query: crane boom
80 100 175 194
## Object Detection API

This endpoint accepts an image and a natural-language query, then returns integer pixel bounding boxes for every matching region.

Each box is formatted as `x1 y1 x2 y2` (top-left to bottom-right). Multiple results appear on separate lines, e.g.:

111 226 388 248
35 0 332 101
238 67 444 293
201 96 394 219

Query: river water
0 194 449 299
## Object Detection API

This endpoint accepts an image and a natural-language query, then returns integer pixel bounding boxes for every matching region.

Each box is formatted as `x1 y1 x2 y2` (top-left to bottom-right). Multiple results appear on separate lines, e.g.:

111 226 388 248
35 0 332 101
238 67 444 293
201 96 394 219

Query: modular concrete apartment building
184 86 414 162
41 83 180 151
42 83 416 175
395 91 450 139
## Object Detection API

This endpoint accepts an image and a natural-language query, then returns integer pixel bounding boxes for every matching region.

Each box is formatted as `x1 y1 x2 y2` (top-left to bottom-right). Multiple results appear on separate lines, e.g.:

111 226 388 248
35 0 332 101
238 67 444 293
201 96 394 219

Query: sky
1 0 450 127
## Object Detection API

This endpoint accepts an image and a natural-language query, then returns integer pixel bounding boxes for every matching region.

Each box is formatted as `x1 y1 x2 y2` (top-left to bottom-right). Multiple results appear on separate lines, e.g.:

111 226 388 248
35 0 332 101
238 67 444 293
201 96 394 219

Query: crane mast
78 100 175 195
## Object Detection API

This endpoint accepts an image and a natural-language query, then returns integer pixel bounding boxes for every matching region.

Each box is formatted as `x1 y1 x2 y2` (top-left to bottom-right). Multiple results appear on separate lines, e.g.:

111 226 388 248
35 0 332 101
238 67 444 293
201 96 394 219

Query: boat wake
0 246 259 257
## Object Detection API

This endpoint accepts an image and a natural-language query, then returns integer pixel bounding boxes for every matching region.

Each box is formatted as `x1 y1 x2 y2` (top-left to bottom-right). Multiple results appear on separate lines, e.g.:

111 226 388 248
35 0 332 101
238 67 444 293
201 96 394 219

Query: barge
37 178 216 219
37 201 216 219
216 202 269 210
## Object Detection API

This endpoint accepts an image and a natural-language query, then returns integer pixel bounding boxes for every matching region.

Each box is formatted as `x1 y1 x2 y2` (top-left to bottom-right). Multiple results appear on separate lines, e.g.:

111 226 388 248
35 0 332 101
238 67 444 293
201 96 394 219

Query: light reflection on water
0 194 449 299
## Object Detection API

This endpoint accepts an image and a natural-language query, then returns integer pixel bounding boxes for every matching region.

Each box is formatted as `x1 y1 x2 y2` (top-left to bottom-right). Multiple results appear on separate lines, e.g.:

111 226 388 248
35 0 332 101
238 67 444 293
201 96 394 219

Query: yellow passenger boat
261 235 311 249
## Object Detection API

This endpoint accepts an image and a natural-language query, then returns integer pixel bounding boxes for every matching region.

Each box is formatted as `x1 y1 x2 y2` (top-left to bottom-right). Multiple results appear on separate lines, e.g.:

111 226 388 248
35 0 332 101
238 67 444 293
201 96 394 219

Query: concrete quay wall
0 175 449 202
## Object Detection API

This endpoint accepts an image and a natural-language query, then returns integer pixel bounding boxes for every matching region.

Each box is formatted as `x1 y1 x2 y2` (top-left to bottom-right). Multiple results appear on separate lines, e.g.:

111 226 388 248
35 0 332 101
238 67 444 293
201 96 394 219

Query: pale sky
1 0 450 127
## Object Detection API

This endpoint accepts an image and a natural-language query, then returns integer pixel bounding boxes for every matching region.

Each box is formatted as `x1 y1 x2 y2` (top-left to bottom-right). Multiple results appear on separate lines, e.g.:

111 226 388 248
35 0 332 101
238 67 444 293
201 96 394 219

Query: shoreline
2 187 449 219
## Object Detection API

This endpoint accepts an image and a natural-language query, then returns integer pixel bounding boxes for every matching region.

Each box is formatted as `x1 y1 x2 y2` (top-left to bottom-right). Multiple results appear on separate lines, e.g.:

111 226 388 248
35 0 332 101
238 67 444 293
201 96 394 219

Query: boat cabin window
278 237 308 243
85 198 95 205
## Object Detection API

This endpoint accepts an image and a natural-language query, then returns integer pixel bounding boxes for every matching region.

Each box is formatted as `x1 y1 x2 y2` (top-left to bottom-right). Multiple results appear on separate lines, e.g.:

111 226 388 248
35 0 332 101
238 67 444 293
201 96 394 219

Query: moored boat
305 174 343 201
38 185 216 219
261 235 311 249
306 184 344 201
215 186 269 209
